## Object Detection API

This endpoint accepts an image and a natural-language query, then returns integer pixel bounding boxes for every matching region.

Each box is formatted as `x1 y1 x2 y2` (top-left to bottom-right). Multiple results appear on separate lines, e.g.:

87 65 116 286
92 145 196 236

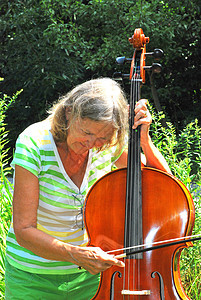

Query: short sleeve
11 133 41 177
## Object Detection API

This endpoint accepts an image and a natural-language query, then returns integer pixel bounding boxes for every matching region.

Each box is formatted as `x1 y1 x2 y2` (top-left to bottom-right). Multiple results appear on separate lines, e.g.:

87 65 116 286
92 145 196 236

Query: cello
84 28 196 299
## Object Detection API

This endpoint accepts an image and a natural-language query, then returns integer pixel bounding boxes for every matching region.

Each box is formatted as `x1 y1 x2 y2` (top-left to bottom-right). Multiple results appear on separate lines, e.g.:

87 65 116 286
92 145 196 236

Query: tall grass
150 109 201 300
0 97 200 299
0 85 22 299
0 174 13 299
180 185 201 299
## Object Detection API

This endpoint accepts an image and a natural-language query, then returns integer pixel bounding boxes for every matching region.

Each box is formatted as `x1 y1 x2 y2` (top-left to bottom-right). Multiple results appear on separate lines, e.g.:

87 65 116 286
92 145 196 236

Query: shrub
0 85 21 298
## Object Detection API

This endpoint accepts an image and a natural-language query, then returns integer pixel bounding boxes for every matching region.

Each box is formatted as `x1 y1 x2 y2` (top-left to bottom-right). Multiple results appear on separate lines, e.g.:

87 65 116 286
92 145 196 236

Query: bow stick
105 234 201 259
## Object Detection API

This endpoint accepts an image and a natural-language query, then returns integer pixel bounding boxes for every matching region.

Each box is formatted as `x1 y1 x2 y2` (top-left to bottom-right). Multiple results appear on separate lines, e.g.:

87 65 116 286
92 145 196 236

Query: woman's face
66 118 115 155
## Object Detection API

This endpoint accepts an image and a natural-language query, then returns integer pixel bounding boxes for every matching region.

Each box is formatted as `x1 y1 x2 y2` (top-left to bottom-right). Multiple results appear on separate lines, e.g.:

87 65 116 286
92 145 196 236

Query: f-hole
151 271 165 300
110 271 122 300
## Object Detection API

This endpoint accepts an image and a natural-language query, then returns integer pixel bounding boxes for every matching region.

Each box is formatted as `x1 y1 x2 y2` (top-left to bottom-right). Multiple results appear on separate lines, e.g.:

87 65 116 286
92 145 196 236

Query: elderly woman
5 78 171 299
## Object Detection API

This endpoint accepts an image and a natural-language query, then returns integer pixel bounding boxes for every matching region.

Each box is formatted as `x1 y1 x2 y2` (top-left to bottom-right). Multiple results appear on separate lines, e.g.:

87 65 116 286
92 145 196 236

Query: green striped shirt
6 120 124 274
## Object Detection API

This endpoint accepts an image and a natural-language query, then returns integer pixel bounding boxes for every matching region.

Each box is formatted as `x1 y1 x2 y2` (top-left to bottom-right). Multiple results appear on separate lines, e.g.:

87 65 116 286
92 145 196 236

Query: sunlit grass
0 174 13 299
180 184 201 300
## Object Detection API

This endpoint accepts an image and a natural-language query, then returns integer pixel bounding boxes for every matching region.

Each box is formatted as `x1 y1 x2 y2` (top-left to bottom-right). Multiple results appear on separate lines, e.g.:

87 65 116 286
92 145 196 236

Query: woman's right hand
69 246 125 275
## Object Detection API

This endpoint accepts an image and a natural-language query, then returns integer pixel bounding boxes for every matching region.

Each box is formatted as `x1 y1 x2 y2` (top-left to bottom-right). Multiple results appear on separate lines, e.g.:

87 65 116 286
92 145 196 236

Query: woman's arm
140 135 171 173
115 99 171 174
13 165 124 274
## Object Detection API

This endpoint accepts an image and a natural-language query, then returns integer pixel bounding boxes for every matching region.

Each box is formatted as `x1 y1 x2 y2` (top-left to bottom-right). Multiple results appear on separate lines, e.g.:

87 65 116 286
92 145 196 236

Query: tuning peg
151 63 162 73
145 49 164 61
144 63 162 73
116 56 132 65
113 72 130 80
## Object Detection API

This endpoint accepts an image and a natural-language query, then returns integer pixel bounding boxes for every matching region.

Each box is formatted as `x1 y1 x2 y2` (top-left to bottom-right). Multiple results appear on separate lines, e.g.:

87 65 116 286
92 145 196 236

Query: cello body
84 167 195 299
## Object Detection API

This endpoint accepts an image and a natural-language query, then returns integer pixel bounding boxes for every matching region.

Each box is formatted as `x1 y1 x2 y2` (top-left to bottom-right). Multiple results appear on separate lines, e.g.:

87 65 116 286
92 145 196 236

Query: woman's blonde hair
48 78 128 151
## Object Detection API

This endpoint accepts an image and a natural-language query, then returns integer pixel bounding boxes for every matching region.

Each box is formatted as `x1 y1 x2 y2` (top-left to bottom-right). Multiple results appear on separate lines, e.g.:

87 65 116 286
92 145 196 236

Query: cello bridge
121 290 151 296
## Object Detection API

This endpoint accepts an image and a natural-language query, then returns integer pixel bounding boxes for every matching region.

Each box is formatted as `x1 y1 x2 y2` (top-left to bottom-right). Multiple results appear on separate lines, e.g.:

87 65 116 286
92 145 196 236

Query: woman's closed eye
81 129 106 141
81 129 93 136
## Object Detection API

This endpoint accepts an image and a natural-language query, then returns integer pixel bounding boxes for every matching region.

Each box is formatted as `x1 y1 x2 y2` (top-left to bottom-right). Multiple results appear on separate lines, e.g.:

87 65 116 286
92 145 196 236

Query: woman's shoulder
21 120 50 135
17 120 52 149
21 120 50 137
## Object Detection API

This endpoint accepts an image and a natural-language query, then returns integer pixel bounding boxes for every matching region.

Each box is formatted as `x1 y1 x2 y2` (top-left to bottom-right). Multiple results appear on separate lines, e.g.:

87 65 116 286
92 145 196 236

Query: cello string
134 76 140 295
129 64 141 294
123 67 135 295
133 69 140 290
136 72 141 295
123 57 144 295
125 66 138 295
128 75 135 294
136 70 142 293
133 66 140 294
132 61 143 294
131 75 136 295
107 234 201 255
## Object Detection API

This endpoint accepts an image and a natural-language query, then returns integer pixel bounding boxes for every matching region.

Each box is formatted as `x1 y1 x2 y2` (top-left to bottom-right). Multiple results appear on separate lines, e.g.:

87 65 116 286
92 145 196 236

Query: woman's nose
86 136 104 149
94 138 104 148
86 135 96 148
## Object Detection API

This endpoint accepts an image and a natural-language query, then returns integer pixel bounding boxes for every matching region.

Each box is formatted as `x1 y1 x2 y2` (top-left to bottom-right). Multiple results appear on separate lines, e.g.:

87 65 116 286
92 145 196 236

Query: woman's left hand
133 99 152 129
116 98 171 173
133 99 152 144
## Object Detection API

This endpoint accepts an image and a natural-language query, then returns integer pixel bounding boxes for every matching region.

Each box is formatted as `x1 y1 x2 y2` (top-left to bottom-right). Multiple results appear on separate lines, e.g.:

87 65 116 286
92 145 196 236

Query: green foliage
0 0 87 147
158 3 201 123
177 119 201 179
150 107 201 186
0 84 22 177
0 173 13 299
73 0 201 127
180 185 201 300
150 107 201 299
0 85 16 299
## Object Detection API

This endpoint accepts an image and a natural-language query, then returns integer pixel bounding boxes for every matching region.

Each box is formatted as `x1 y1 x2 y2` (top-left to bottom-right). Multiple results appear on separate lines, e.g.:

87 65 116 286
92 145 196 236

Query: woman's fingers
133 99 152 129
70 246 125 275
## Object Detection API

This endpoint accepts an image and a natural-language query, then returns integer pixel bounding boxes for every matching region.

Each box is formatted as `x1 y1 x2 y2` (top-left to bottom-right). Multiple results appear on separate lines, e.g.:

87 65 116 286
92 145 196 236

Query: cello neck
125 58 143 259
